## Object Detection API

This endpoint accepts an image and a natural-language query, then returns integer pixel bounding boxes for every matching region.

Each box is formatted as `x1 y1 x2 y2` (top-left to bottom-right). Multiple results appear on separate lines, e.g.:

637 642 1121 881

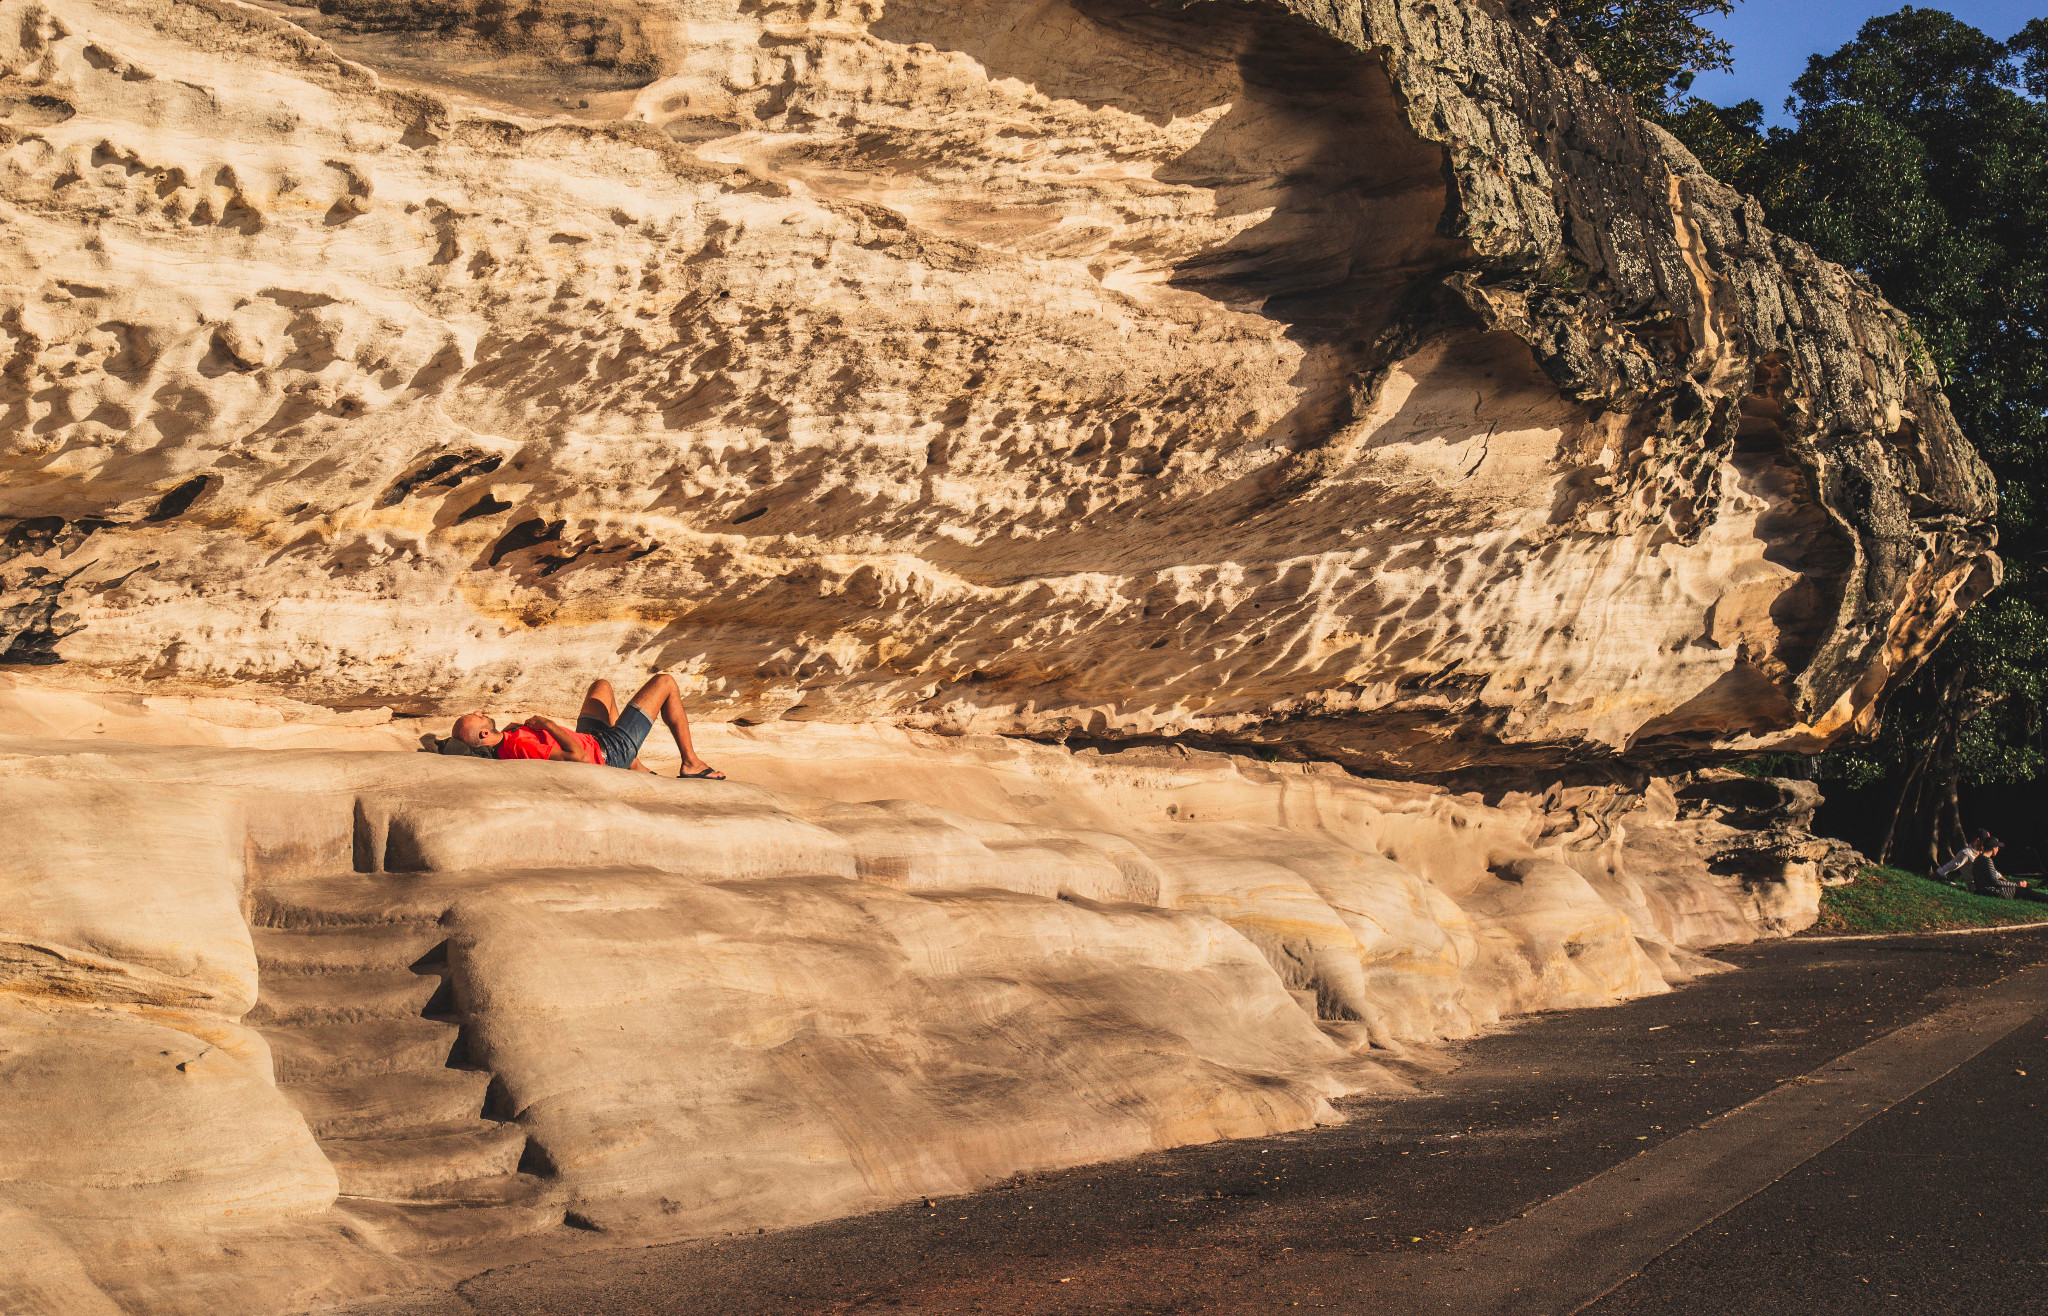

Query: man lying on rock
447 673 725 779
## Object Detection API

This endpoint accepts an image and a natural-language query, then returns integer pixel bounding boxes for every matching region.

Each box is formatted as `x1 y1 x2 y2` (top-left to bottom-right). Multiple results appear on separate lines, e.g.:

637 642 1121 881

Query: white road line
1347 960 2048 1315
1797 920 2048 942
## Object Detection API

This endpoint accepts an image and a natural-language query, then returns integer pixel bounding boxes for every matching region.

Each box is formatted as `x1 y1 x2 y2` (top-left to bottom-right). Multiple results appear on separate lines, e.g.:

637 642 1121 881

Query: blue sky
1691 0 2042 123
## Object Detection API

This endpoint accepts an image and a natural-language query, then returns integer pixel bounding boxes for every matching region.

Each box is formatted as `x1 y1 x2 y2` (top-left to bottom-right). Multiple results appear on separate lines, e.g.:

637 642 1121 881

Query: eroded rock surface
0 0 1997 775
0 719 1824 1313
0 2 1983 1309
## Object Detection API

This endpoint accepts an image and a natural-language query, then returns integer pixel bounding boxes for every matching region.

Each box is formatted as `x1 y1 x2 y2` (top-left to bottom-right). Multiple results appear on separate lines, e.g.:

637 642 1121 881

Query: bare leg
579 679 619 726
628 673 723 779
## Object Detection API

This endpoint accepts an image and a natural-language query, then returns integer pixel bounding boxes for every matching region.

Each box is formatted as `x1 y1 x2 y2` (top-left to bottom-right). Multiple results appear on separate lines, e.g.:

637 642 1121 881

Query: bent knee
585 678 614 696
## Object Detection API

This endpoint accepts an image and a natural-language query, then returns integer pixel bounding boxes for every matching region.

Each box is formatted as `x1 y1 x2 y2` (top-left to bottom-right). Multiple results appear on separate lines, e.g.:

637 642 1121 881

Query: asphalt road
1581 956 2048 1316
357 927 2048 1316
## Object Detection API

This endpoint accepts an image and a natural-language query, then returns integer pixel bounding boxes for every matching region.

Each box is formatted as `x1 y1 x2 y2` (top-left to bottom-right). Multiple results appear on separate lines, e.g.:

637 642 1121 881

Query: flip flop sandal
680 766 725 780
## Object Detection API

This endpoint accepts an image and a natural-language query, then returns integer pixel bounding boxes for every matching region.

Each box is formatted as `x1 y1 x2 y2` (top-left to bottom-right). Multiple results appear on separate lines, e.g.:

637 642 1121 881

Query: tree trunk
1938 773 1967 864
1877 747 1930 866
1879 666 1971 868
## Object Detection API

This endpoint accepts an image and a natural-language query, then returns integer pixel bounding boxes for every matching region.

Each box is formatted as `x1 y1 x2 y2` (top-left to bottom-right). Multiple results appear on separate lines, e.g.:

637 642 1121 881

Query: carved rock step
284 1068 494 1140
251 924 447 976
325 1122 529 1200
246 884 455 932
246 967 441 1026
337 1175 563 1253
266 1015 461 1083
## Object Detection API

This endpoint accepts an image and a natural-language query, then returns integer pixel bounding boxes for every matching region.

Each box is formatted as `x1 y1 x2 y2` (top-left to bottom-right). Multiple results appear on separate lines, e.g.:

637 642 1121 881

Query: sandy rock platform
0 717 1812 1313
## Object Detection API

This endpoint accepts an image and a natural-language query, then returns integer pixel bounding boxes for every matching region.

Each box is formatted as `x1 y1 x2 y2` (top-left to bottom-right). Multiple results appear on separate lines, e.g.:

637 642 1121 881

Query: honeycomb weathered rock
0 0 1996 775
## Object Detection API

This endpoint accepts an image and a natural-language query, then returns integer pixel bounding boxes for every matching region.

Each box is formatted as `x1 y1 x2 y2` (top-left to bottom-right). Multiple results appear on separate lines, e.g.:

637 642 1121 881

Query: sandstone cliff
0 0 1996 775
0 1 1997 1311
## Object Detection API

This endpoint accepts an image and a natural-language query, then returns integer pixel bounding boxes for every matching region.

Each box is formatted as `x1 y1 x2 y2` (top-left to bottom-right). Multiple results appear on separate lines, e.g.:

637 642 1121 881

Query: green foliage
1545 0 1736 111
1768 10 2048 491
1950 597 2048 784
1821 595 2048 794
1653 96 1774 185
1730 752 1811 780
1812 865 2048 935
2018 16 2048 96
1652 10 2048 863
1658 8 2048 541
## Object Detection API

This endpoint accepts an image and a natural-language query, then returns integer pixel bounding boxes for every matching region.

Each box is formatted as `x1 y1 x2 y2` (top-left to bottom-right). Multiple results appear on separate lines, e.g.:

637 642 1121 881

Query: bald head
453 712 501 749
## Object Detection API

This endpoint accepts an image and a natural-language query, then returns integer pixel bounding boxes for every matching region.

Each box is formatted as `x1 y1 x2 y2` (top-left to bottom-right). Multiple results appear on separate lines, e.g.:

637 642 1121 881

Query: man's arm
524 716 596 764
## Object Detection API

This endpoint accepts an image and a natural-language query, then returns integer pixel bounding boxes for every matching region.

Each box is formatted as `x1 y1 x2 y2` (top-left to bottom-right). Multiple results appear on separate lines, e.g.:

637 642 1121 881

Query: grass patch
1808 864 2048 935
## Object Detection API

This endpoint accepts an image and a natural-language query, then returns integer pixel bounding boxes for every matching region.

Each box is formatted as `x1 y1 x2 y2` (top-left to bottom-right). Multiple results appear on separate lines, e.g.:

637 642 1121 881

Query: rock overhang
0 0 1998 776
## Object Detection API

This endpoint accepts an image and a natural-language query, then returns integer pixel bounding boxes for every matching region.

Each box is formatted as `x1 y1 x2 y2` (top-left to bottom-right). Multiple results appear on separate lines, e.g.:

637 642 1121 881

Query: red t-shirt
496 725 605 765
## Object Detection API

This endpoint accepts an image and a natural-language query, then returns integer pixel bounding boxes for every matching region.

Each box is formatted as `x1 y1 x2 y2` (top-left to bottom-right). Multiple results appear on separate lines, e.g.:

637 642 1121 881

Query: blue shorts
577 703 653 770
